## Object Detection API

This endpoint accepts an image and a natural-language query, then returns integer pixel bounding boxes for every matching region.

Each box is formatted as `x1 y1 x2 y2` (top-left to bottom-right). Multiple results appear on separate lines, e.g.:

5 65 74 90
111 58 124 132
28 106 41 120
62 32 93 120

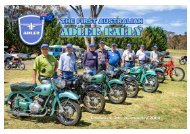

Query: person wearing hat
83 43 98 75
33 44 58 84
58 43 77 80
122 43 135 68
108 43 121 71
95 41 108 72
150 45 160 62
136 44 146 65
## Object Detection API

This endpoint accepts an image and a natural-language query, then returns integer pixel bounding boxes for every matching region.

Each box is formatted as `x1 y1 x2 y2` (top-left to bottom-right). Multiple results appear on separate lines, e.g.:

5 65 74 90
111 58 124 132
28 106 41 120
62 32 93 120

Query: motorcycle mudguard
146 69 157 76
5 92 32 105
58 90 80 100
108 79 124 86
121 75 136 82
155 68 164 73
50 91 80 116
85 84 104 94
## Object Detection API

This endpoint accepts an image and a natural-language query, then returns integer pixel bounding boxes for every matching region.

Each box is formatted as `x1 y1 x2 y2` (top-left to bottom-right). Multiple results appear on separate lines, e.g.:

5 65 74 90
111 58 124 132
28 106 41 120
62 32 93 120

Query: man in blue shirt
108 43 121 71
58 43 77 80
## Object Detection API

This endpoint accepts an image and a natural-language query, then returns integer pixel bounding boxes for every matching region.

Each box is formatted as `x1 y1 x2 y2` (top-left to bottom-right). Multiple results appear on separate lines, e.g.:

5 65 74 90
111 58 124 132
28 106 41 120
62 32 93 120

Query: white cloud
170 21 186 27
145 18 158 24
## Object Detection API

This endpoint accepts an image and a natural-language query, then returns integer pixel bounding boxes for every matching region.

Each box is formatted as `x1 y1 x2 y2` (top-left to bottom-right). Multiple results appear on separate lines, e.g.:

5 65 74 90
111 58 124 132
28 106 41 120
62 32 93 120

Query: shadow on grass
11 116 91 127
105 100 132 106
156 90 162 94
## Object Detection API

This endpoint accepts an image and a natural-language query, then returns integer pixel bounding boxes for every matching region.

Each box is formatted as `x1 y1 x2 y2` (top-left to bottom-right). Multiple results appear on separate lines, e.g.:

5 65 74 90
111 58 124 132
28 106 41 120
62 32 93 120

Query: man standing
58 43 77 80
33 44 58 84
136 44 146 65
83 43 98 75
108 43 121 71
150 45 160 62
122 43 135 68
95 41 108 72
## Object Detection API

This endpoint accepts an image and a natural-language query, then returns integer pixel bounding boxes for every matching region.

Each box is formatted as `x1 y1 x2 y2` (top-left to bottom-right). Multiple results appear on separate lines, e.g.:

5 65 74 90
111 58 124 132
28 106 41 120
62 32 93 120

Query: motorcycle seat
10 82 36 92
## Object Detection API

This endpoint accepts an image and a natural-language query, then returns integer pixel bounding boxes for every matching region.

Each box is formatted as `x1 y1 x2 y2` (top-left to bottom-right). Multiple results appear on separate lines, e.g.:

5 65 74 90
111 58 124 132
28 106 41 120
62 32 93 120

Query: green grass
4 49 187 129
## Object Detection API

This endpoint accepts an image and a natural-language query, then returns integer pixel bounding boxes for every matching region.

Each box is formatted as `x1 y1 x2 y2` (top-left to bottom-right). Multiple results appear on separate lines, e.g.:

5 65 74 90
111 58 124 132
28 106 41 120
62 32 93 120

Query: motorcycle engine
29 96 44 113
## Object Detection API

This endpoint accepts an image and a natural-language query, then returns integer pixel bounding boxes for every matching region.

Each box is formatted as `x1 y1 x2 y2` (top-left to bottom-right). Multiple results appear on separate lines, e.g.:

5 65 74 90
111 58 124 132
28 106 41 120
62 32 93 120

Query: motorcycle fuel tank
91 73 105 83
34 83 52 96
130 67 142 74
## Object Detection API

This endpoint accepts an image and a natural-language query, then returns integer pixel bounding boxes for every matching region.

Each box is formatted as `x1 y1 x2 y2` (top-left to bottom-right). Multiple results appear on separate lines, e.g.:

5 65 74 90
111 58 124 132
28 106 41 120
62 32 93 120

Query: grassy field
4 49 187 129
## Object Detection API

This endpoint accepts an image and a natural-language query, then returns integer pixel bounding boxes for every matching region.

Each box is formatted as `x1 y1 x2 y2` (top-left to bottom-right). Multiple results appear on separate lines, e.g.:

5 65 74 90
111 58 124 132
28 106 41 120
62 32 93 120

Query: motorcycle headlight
55 79 66 89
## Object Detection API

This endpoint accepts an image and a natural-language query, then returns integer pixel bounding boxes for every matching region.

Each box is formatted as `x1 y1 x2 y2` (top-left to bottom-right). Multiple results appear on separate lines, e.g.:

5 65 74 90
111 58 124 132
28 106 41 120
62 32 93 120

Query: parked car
144 51 170 62
4 51 13 62
9 50 30 60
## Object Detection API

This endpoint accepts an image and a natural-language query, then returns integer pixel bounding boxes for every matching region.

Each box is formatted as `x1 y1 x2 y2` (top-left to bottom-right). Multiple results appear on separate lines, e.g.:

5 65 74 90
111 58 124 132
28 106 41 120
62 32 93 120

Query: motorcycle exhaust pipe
6 108 48 117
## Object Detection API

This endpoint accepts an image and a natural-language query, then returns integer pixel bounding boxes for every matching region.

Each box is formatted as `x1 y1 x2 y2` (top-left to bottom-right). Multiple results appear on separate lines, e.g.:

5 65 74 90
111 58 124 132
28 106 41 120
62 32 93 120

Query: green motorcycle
5 78 82 126
126 64 159 93
83 71 127 104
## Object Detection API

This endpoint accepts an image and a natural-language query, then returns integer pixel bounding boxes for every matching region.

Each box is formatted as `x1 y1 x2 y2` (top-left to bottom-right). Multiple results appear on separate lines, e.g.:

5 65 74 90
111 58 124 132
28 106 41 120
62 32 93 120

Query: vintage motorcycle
155 57 185 81
145 62 165 83
59 75 106 114
126 64 159 93
83 71 127 104
110 68 139 98
5 58 25 70
5 78 82 126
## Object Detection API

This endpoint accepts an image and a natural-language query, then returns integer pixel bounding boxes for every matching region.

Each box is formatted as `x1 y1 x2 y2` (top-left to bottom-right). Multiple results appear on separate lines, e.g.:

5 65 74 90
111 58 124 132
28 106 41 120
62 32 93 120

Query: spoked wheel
9 94 28 119
124 79 139 98
56 99 81 126
5 64 11 70
143 75 159 93
170 67 185 81
19 63 25 70
83 91 105 114
179 59 186 65
156 71 165 83
108 84 127 104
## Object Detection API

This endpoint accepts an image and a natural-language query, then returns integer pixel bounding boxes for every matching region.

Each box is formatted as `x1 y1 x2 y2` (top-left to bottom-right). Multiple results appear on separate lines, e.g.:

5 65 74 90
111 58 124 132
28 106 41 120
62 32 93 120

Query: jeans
62 71 74 80
139 60 146 65
124 61 134 68
84 66 97 75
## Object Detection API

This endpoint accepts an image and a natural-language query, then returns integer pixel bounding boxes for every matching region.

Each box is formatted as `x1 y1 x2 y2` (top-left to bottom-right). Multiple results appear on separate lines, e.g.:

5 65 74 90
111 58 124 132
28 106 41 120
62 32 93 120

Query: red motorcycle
156 57 185 81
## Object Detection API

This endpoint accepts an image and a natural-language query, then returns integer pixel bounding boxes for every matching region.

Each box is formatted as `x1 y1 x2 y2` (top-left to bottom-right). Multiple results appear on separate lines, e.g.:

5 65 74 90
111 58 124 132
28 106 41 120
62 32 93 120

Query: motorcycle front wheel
142 75 159 93
108 84 127 104
170 67 185 81
19 63 25 70
83 91 105 114
56 99 81 126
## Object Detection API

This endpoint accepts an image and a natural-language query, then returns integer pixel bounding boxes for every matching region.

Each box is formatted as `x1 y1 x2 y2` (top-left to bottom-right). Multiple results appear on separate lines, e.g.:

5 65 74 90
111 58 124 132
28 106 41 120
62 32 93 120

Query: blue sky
65 5 187 35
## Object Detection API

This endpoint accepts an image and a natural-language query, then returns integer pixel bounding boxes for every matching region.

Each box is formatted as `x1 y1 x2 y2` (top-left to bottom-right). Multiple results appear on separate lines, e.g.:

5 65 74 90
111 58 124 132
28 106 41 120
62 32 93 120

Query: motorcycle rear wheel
108 84 127 104
156 71 165 83
124 79 139 98
19 63 25 70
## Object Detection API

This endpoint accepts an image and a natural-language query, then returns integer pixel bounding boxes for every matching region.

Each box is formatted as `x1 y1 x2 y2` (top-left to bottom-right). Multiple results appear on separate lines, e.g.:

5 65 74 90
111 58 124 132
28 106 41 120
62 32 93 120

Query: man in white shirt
150 45 160 62
122 43 135 68
136 44 146 65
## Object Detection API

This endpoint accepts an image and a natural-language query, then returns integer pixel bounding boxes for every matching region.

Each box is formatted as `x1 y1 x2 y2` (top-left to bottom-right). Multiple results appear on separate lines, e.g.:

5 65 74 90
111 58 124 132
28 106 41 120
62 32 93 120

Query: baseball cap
41 44 49 48
89 43 96 47
66 43 73 48
140 44 144 47
112 43 117 46
153 45 158 49
99 41 104 44
127 43 132 47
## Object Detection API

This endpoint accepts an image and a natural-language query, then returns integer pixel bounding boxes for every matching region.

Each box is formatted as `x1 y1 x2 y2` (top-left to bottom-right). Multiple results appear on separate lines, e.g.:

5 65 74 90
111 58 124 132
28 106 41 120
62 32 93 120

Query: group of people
32 42 161 84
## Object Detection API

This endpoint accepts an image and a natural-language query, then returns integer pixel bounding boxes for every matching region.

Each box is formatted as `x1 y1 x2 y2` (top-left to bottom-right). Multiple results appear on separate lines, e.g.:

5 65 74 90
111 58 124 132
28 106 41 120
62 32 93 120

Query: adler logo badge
18 15 45 45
